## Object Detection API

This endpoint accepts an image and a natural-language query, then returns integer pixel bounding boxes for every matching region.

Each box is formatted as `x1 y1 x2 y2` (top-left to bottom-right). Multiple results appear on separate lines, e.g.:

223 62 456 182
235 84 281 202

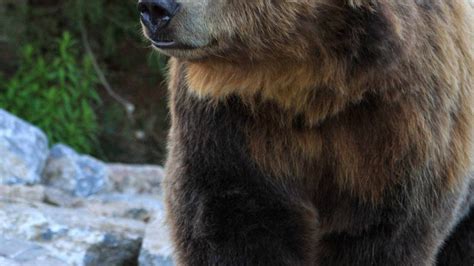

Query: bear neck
182 58 378 126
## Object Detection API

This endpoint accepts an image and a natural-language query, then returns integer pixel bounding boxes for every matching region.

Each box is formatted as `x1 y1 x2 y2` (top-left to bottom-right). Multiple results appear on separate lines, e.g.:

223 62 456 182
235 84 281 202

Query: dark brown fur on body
157 0 474 265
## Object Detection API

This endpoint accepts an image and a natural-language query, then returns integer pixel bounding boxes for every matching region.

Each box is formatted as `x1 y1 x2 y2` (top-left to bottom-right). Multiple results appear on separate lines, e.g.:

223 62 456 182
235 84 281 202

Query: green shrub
0 32 100 154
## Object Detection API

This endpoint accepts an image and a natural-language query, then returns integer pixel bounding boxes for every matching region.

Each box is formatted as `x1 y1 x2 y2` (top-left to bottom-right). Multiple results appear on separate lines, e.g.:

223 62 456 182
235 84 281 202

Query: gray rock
139 215 174 266
0 237 67 266
0 257 20 266
0 185 45 203
44 187 83 208
0 184 84 208
139 250 174 266
84 234 141 266
0 201 145 266
0 238 42 259
0 109 49 185
0 184 165 221
42 144 109 197
43 190 165 222
107 164 165 195
85 193 165 222
17 255 67 266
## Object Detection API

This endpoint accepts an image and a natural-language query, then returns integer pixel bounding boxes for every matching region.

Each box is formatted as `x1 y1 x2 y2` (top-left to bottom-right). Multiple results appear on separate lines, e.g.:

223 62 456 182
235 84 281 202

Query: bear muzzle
138 0 181 49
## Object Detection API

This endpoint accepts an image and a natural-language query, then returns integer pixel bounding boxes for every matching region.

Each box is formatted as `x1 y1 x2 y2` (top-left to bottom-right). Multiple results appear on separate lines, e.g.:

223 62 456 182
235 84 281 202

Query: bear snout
138 0 180 48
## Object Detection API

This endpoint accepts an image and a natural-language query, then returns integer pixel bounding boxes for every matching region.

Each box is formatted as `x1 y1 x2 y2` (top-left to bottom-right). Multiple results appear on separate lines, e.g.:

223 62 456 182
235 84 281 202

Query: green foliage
1 0 170 163
26 0 151 62
0 32 100 154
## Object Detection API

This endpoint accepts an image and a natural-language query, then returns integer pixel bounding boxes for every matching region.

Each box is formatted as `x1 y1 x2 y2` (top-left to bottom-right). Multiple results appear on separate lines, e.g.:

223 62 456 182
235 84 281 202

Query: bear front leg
166 176 316 266
313 193 464 266
436 209 474 266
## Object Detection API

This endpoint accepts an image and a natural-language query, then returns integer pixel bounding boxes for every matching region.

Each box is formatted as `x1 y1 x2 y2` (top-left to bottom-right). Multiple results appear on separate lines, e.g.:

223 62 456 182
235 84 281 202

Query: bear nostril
139 3 167 19
138 0 179 30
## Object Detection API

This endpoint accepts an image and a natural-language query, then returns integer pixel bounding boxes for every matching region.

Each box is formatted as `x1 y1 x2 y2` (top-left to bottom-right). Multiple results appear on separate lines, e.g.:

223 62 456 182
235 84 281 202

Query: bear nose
138 0 180 33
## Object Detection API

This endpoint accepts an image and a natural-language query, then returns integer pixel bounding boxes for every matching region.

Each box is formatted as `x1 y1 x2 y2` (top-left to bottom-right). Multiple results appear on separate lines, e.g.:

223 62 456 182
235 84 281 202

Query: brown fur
150 0 474 264
180 1 474 203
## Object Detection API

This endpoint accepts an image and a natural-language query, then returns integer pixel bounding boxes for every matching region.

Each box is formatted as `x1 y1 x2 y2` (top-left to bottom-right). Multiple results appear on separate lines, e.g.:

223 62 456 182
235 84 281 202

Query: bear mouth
150 32 175 47
150 38 197 50
151 39 176 48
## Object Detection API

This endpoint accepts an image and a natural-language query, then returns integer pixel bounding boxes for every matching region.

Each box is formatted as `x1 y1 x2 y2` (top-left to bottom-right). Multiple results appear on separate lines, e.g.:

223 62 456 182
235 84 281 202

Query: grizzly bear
139 0 474 265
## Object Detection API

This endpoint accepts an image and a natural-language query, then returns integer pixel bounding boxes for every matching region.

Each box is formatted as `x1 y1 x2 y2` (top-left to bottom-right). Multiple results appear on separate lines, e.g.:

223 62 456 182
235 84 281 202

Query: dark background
0 0 170 164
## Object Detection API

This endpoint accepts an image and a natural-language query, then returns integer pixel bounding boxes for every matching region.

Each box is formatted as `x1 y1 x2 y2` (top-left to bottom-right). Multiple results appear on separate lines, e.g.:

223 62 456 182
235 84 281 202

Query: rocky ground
0 109 173 266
